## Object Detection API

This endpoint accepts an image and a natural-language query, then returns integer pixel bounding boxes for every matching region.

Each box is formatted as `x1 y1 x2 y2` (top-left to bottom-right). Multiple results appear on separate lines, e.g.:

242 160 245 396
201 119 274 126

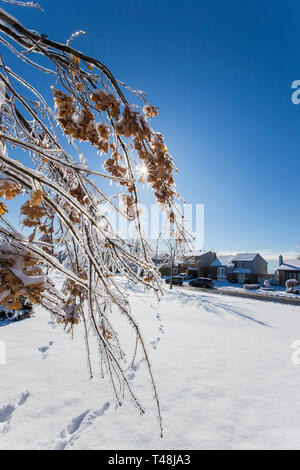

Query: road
167 284 300 306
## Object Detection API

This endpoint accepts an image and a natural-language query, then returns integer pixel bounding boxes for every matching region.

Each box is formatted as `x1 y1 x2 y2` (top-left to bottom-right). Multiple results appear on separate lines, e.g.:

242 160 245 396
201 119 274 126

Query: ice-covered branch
0 5 191 437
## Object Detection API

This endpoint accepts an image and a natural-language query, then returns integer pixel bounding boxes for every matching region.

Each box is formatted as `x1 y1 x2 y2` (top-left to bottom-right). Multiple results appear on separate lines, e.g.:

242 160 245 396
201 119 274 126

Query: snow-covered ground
1 282 300 450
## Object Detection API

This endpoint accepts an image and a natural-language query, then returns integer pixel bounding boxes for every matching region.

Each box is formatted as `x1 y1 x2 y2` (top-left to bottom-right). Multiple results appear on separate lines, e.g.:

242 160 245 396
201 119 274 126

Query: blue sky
2 0 300 269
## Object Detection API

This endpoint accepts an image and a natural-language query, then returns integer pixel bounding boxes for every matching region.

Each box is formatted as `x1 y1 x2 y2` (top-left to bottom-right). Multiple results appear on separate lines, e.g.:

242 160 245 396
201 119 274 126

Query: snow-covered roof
184 250 211 258
211 255 234 268
232 253 258 262
278 259 300 271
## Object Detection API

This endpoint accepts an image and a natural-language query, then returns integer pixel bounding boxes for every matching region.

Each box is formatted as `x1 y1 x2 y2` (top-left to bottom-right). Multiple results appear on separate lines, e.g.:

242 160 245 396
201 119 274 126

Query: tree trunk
170 262 173 290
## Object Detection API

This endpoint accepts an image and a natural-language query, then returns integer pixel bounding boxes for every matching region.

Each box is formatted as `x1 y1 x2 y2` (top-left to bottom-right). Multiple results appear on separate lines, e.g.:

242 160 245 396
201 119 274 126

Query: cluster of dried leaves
0 2 189 436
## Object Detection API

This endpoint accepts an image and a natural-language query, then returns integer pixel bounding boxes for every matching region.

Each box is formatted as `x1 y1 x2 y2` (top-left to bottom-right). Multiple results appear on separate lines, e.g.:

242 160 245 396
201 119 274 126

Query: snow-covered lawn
1 283 300 450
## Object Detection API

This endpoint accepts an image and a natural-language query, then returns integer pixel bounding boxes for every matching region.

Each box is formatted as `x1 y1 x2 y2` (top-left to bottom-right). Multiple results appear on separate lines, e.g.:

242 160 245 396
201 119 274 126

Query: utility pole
169 246 174 290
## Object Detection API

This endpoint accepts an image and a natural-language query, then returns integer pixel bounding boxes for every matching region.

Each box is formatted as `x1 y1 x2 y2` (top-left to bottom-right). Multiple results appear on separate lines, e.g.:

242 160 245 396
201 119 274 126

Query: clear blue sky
2 0 300 267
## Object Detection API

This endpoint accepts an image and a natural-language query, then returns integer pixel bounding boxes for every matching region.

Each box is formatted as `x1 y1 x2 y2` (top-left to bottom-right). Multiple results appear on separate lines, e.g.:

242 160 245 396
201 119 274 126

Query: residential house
158 260 186 277
278 255 300 285
227 253 268 284
210 255 235 281
183 251 216 278
210 252 268 284
157 250 268 283
153 253 186 277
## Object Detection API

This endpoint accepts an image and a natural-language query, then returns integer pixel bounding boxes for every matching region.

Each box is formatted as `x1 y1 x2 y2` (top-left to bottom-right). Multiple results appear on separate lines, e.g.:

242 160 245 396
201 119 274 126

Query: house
158 260 186 277
153 253 186 277
183 251 216 278
210 252 268 284
227 253 268 284
210 255 235 281
278 255 300 285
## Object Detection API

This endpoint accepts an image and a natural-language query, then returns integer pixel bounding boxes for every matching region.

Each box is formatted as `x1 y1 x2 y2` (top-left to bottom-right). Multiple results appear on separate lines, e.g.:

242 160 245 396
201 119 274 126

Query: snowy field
1 281 300 450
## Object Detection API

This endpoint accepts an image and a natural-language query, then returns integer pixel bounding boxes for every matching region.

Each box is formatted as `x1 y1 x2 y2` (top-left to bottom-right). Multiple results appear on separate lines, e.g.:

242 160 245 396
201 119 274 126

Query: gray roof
211 255 234 268
232 253 258 262
278 259 300 271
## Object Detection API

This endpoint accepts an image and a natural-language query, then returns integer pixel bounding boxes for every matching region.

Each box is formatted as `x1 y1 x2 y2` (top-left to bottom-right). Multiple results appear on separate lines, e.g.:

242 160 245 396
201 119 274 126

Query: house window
286 272 298 281
218 267 226 278
237 262 247 269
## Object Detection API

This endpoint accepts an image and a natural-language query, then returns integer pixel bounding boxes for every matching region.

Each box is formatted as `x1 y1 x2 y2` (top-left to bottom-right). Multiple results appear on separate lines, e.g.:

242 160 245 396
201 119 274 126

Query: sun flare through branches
0 1 190 436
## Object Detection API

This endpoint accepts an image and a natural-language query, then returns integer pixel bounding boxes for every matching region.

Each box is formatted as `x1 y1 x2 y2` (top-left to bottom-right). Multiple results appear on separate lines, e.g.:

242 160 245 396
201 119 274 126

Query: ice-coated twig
0 2 192 437
1 0 43 10
66 30 86 46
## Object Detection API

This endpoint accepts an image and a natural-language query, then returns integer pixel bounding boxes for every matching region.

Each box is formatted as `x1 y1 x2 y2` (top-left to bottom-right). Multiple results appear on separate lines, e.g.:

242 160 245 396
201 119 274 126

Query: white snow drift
1 281 300 450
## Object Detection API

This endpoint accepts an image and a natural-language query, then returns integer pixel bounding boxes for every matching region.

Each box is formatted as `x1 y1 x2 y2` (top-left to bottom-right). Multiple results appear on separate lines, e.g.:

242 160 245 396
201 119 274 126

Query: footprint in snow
66 410 90 435
18 391 30 406
52 402 110 450
150 337 161 350
0 404 15 424
128 358 145 381
156 312 165 334
0 391 30 433
38 341 53 359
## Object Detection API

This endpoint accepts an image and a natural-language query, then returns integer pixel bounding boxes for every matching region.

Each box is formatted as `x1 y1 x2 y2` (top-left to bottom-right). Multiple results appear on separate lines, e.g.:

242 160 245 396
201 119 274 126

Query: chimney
279 255 283 267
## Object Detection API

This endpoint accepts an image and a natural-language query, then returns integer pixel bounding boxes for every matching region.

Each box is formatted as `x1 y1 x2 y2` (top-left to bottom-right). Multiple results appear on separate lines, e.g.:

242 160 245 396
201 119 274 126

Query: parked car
165 276 184 286
189 277 214 288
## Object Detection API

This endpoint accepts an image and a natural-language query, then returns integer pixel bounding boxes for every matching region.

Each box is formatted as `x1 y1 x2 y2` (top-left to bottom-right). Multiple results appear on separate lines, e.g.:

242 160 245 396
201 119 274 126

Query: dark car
189 277 214 288
165 276 184 286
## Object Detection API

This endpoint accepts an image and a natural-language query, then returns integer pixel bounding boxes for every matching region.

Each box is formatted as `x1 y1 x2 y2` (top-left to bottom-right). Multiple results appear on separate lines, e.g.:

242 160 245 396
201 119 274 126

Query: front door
237 273 245 284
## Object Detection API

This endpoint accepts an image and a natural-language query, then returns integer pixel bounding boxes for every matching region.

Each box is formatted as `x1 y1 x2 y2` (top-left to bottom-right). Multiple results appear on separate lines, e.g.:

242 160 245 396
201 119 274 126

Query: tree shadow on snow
164 288 272 328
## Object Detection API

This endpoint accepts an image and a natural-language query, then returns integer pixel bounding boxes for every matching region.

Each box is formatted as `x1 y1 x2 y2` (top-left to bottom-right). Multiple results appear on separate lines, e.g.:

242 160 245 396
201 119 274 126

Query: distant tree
155 236 186 289
0 1 189 435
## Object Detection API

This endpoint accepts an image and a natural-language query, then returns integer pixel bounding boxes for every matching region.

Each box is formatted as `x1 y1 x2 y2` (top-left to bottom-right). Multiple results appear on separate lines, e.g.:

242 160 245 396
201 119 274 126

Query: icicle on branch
1 0 43 10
